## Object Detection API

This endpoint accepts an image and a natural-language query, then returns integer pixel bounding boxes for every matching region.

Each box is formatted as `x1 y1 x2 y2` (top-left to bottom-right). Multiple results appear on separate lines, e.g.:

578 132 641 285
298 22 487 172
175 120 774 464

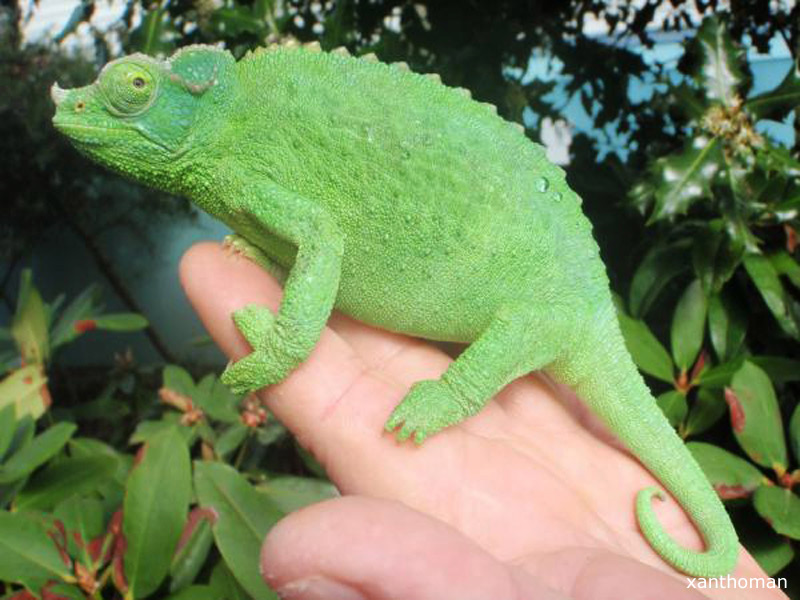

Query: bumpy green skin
52 43 739 576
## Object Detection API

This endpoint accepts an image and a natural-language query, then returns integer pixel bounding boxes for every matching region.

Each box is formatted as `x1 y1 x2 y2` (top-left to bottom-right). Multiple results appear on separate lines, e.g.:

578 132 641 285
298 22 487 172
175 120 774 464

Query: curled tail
562 315 739 577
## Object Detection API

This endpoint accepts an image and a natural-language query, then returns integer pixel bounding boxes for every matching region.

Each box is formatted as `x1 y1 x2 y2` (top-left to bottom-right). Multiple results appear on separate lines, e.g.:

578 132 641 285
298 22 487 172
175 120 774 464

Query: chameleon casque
52 42 739 577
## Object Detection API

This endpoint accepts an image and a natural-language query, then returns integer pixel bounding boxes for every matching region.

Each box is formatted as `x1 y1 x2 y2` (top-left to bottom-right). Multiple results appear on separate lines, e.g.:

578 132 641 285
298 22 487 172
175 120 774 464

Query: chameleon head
51 47 232 187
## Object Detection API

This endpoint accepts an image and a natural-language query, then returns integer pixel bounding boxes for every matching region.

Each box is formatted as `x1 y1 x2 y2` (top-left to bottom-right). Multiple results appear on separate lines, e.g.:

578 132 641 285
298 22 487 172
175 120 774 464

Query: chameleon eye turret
98 61 159 116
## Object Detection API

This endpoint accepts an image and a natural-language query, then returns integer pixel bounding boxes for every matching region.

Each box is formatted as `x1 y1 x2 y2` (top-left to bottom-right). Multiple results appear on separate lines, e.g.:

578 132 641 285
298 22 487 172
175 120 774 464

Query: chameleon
51 41 739 577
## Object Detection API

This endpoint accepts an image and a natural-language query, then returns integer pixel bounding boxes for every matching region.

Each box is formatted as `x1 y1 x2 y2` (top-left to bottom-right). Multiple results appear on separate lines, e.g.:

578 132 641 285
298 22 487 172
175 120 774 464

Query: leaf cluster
0 364 335 600
616 17 800 577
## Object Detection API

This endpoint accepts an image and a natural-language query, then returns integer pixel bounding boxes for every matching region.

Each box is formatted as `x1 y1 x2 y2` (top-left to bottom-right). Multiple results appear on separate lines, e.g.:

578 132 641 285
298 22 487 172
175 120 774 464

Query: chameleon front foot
221 304 293 394
385 379 466 444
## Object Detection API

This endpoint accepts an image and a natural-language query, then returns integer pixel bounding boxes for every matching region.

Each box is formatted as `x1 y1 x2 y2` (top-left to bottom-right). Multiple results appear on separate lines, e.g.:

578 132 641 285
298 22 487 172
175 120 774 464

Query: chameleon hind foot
385 379 467 444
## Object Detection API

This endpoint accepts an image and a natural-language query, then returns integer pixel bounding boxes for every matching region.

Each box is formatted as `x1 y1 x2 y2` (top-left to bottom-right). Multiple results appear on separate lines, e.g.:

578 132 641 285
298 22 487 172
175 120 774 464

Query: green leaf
4 415 34 464
0 365 49 420
616 312 674 383
41 582 85 598
707 293 747 362
770 251 800 290
0 510 73 593
687 442 765 499
194 374 241 424
670 280 708 371
15 454 119 511
684 387 727 436
124 427 192 599
669 82 708 120
209 561 251 600
697 357 744 388
0 404 17 463
53 496 106 567
692 224 744 295
749 355 800 385
743 253 800 339
256 421 287 447
647 137 722 221
93 313 149 332
210 7 267 36
753 486 800 540
762 143 800 177
0 422 76 484
49 285 100 351
727 361 787 470
735 515 794 577
166 586 220 600
194 461 282 600
688 16 746 106
11 270 50 365
163 365 196 397
628 241 691 318
68 436 122 460
790 404 800 467
169 510 215 594
719 166 761 253
130 6 175 56
257 476 339 514
655 391 687 428
68 438 130 513
130 414 197 447
747 59 800 121
0 416 36 506
215 424 250 459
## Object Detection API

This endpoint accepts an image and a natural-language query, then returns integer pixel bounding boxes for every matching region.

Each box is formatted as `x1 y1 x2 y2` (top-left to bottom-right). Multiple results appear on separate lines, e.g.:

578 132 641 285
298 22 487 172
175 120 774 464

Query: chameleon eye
99 62 158 116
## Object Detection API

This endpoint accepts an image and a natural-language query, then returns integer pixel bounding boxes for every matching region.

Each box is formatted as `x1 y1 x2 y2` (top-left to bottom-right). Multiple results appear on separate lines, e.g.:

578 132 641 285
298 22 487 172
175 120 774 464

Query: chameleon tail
565 315 739 577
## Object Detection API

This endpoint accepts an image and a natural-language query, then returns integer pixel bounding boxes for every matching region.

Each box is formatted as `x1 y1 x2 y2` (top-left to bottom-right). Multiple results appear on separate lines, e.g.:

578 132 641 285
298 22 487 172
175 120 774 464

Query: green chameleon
52 42 739 577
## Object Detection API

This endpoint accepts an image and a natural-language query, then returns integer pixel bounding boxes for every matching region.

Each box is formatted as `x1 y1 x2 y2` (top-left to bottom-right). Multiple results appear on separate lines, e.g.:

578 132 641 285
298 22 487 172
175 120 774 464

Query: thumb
260 496 566 600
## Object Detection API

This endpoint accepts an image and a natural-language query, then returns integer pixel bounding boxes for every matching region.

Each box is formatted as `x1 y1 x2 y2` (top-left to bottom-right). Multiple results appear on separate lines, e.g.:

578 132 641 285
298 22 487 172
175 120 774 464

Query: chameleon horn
51 82 69 106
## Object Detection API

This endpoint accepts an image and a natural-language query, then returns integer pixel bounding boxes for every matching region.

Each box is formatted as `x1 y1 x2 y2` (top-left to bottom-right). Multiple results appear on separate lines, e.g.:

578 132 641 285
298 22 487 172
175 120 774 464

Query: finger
326 311 453 387
260 496 569 600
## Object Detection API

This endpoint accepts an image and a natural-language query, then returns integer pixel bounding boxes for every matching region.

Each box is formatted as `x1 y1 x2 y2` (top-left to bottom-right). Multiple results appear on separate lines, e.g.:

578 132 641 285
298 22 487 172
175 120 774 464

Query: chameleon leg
220 182 344 395
223 234 288 284
386 305 561 443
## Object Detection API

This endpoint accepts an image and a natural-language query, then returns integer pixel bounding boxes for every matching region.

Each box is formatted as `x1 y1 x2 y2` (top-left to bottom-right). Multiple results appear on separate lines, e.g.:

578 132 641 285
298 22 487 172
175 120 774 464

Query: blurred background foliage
1 0 799 597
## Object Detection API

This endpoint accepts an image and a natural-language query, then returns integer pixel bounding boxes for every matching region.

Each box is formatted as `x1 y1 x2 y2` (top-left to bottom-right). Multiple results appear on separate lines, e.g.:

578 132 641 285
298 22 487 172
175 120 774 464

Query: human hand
180 242 785 600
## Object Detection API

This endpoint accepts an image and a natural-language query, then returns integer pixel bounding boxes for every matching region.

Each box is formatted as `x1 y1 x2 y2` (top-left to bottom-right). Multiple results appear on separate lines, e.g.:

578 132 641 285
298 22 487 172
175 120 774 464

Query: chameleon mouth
51 120 112 145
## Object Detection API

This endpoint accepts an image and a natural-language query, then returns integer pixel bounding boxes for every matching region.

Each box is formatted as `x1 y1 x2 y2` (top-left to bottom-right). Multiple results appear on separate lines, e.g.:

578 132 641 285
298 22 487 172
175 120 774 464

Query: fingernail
277 576 367 600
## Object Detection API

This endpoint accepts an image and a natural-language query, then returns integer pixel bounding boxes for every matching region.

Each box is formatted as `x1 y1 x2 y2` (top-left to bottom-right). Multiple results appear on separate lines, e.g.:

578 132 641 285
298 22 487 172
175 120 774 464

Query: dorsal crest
168 45 234 95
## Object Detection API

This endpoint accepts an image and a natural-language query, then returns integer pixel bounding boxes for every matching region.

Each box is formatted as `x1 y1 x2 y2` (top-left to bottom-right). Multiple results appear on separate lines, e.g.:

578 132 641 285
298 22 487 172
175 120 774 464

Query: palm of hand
182 242 782 600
